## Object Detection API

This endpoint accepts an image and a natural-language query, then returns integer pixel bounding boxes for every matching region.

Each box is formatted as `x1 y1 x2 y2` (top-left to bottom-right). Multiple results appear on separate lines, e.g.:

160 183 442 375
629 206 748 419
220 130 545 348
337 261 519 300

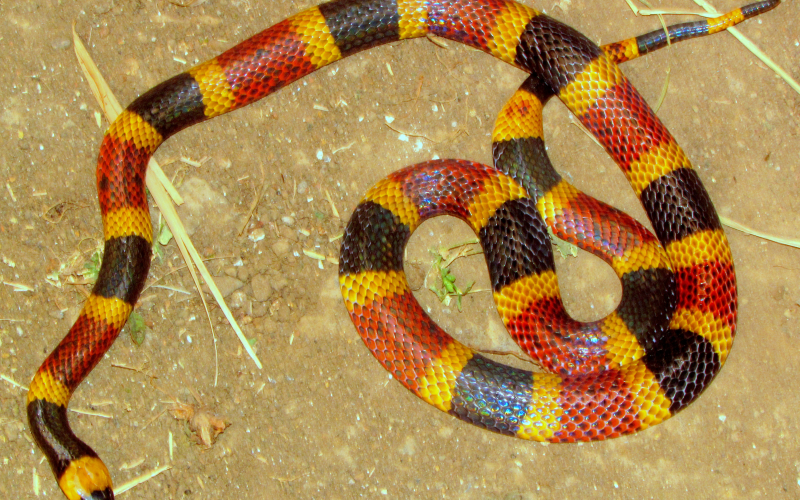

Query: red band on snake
27 1 780 498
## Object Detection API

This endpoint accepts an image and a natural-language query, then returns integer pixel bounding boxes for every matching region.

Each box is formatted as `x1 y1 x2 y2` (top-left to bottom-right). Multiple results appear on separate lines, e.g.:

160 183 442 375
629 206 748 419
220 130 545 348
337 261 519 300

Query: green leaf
547 226 578 258
158 222 174 246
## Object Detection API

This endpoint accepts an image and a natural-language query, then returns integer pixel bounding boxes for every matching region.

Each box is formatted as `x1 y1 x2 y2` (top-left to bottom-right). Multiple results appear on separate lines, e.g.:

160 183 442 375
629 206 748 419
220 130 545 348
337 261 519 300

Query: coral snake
28 1 780 498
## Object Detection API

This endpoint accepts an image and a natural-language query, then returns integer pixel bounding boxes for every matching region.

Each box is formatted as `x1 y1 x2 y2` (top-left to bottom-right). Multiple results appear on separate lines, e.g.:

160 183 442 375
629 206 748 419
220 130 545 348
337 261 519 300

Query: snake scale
27 1 780 498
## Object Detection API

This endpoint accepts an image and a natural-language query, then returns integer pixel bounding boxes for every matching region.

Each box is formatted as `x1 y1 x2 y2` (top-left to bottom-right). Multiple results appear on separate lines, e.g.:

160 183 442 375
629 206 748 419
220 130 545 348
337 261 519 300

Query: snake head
57 456 113 500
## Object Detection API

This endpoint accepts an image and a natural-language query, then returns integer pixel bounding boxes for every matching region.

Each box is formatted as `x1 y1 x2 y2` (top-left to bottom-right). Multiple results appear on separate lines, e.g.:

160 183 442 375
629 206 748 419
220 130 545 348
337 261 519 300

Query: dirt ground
1 0 798 498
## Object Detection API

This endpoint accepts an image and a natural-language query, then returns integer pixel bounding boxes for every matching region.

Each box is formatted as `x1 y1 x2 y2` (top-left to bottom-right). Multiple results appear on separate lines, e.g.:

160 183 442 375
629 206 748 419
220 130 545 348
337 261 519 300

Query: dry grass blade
69 408 112 419
325 189 340 218
113 465 172 497
1 374 28 390
238 167 269 236
653 66 671 113
638 7 718 16
71 25 262 371
719 217 800 249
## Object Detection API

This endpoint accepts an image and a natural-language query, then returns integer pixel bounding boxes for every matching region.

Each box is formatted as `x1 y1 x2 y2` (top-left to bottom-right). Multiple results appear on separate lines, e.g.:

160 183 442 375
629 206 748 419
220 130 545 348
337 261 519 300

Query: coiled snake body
28 1 780 498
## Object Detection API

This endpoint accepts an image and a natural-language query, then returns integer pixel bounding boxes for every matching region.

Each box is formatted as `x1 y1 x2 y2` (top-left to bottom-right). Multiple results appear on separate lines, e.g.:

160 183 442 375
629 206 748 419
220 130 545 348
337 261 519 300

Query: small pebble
251 274 272 302
228 290 247 310
207 276 244 298
272 239 291 257
51 38 71 50
271 276 289 292
276 303 291 322
248 228 266 242
252 302 269 318
93 1 113 15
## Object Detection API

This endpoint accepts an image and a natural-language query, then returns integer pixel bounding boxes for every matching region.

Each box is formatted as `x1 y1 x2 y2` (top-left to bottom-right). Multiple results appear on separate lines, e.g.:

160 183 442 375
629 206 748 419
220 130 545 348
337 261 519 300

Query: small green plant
81 248 103 281
426 240 481 312
429 260 474 312
127 311 147 346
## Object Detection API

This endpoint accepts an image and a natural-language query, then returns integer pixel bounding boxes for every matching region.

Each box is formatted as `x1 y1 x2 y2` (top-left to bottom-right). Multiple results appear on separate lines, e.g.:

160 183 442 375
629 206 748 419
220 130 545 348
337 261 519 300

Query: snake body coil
28 1 780 498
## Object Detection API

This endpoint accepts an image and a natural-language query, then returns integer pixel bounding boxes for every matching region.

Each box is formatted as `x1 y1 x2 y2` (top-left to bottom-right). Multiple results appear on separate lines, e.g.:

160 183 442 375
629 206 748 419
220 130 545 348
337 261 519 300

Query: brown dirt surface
1 1 799 498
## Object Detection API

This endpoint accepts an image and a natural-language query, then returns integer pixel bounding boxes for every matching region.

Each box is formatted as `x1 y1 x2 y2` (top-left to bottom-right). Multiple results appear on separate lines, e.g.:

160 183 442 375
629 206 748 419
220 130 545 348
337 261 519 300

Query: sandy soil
1 0 798 498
